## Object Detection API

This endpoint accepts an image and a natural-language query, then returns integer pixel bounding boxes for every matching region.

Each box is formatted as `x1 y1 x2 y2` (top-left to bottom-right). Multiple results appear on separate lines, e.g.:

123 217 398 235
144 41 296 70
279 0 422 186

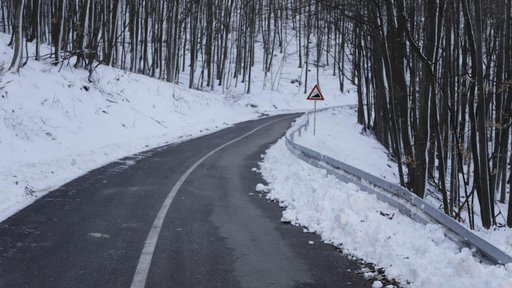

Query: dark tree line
3 0 257 90
342 0 512 229
2 0 512 230
1 0 348 93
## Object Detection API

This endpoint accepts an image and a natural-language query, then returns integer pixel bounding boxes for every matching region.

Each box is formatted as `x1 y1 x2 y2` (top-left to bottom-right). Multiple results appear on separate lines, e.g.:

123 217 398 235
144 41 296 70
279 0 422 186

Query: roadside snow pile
294 107 512 259
0 31 353 222
260 139 512 288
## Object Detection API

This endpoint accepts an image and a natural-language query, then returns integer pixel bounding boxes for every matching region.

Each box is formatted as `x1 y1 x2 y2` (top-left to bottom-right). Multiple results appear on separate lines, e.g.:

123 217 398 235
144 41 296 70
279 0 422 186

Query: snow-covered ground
293 107 512 257
259 107 512 287
0 32 351 222
296 107 400 183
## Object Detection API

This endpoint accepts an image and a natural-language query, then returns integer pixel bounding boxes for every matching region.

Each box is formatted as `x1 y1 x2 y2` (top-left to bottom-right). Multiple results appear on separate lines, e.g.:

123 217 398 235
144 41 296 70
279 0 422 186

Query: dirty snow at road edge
259 138 512 288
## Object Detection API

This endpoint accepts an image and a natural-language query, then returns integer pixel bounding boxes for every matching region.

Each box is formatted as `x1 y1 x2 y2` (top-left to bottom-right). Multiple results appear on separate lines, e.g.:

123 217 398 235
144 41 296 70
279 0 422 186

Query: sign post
306 84 325 136
314 101 317 135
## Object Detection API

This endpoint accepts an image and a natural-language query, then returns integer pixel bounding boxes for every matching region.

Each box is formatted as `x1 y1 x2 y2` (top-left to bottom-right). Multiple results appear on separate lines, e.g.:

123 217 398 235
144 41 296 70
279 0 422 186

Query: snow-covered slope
0 32 352 222
259 107 512 287
296 107 400 183
293 107 512 258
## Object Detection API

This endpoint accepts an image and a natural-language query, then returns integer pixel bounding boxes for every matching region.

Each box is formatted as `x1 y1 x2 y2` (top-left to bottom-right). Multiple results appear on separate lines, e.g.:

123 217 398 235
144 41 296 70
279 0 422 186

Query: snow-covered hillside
0 33 352 222
259 108 512 288
293 107 512 258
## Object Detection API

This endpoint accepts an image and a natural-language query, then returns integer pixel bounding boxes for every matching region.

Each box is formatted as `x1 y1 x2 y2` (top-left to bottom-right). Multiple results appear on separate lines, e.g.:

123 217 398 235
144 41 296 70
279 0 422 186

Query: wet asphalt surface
0 114 370 288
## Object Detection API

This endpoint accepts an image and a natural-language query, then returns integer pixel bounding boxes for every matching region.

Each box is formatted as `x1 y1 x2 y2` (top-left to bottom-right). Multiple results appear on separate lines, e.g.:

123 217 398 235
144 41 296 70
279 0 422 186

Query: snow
255 183 269 193
280 216 292 224
0 31 353 222
292 106 512 259
260 138 512 287
295 107 399 183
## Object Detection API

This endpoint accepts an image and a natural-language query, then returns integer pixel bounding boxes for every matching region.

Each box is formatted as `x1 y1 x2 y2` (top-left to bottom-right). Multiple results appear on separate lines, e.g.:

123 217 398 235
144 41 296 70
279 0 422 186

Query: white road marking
130 116 294 288
88 233 110 238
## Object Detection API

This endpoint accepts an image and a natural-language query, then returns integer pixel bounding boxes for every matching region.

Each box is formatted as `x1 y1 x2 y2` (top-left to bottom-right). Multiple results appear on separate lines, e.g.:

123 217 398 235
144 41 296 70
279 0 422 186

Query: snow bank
0 30 353 222
260 138 512 287
293 107 512 259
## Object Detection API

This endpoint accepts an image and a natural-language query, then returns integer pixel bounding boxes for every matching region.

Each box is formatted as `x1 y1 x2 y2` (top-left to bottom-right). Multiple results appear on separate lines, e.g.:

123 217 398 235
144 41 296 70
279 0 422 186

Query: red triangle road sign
306 84 325 101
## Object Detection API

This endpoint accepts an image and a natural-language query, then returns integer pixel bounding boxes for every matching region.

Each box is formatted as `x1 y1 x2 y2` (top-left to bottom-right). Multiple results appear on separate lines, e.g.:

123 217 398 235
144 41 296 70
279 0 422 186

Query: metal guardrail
285 108 512 265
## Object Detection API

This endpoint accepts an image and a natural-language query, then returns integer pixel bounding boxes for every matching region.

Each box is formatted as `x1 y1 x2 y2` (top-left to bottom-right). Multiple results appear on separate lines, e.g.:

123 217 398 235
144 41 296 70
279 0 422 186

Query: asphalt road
0 114 369 288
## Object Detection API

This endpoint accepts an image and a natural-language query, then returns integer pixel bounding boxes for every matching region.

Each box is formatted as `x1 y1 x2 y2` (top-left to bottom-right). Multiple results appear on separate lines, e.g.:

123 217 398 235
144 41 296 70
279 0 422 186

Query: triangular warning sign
306 84 325 101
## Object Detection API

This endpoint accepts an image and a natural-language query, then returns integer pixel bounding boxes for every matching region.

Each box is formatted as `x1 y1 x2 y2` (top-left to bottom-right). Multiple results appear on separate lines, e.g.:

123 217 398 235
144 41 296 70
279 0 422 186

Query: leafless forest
2 0 512 230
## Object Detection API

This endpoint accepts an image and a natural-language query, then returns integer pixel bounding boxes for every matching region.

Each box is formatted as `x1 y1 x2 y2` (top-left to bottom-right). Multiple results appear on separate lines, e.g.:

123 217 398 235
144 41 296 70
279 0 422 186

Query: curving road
0 114 369 288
